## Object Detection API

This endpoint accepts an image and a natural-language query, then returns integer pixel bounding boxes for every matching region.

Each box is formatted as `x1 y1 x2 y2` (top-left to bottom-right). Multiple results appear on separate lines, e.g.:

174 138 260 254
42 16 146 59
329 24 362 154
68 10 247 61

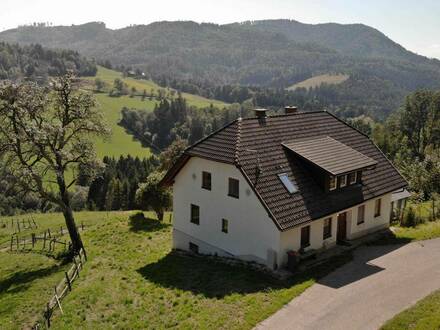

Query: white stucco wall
347 193 392 239
172 157 281 268
279 193 392 265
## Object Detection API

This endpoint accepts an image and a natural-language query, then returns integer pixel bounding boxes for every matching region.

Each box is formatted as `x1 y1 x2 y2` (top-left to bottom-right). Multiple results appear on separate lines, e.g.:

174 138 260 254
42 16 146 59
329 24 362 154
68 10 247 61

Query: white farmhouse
161 107 408 270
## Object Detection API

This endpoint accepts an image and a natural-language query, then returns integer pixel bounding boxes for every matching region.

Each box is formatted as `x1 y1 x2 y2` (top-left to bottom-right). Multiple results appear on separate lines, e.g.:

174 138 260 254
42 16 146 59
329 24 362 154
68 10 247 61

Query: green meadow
83 67 227 159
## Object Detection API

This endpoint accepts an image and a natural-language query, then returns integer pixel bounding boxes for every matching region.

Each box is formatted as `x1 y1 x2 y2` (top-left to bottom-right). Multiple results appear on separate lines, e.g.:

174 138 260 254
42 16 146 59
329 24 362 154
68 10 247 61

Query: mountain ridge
1 19 440 117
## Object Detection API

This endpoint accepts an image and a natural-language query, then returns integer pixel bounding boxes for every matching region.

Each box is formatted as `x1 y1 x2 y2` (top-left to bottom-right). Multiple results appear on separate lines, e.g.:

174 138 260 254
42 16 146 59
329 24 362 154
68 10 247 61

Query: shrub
403 207 418 227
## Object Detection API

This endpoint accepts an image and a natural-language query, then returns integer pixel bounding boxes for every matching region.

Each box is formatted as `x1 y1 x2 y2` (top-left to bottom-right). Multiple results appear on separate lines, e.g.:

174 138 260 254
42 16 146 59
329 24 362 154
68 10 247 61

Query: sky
1 0 439 59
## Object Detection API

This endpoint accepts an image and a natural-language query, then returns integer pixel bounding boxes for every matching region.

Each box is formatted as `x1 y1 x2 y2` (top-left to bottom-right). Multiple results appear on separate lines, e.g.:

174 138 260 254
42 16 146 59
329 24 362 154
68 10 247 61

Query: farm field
0 211 348 330
82 67 228 159
287 73 349 91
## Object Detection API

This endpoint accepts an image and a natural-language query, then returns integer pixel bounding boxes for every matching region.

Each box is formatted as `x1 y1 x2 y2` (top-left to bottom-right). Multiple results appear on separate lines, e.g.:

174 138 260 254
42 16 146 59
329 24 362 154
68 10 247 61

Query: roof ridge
239 110 325 121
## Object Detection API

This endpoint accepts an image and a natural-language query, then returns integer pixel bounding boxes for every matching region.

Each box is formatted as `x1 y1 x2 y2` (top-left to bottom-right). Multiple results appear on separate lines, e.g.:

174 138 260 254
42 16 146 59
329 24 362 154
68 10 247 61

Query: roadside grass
369 220 440 246
381 290 440 330
287 73 349 90
0 211 351 329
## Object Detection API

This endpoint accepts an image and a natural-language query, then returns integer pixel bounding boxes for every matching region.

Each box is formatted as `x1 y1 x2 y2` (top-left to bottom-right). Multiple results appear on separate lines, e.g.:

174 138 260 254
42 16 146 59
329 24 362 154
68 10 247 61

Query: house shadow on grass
0 263 63 295
137 252 285 298
128 212 170 233
137 251 352 298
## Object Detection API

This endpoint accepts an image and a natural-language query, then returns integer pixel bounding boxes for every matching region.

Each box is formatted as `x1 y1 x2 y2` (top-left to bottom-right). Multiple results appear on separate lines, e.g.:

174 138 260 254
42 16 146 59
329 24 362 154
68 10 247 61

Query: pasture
0 211 347 330
287 73 349 91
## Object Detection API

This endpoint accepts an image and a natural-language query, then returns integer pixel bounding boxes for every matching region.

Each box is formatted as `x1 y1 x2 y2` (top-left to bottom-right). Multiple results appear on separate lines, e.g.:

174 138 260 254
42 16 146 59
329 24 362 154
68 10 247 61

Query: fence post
43 231 47 250
10 236 13 251
48 229 51 238
17 220 20 233
60 226 63 236
45 303 51 328
65 271 72 291
32 233 36 248
81 222 84 231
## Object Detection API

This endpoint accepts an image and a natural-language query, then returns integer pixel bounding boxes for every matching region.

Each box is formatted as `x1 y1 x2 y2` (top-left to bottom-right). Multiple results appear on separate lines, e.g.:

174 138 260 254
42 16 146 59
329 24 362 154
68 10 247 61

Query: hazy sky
2 0 439 59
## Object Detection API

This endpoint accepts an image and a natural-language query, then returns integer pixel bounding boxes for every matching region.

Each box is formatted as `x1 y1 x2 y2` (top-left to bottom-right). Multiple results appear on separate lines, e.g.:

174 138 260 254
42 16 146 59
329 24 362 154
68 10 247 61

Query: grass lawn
381 290 440 330
392 220 440 242
0 211 350 329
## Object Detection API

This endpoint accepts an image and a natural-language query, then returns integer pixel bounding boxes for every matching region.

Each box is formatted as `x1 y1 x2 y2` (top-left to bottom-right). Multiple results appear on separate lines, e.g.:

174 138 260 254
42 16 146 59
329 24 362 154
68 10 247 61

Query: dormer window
329 176 337 191
339 175 347 188
348 172 357 185
278 173 298 194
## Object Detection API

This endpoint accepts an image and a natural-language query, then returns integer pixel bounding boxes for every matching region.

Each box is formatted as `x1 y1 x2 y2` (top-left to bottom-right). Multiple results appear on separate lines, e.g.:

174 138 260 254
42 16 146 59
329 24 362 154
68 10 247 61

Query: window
189 242 199 254
339 175 347 188
374 198 382 217
228 178 239 198
348 172 357 185
278 173 298 194
329 176 337 191
323 217 332 239
202 171 211 190
357 205 365 225
301 226 311 248
190 204 200 225
221 219 229 233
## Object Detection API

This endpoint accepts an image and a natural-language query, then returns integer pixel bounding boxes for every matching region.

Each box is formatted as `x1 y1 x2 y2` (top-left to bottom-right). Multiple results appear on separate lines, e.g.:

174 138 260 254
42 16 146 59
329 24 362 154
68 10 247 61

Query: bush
403 207 418 227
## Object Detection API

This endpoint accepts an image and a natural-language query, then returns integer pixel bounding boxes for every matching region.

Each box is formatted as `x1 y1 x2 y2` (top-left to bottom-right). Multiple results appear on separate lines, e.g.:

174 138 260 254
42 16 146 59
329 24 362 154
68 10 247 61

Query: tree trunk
56 167 84 254
63 206 83 254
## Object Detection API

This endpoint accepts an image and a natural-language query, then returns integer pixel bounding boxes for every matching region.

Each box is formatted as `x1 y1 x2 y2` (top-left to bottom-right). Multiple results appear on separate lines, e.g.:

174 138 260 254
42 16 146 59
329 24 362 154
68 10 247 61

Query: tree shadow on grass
0 263 63 295
137 251 352 298
128 212 170 233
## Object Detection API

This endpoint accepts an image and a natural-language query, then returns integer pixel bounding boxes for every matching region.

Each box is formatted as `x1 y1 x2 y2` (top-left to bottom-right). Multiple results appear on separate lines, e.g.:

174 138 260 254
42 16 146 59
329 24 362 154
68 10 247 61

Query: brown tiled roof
163 111 407 231
283 136 378 176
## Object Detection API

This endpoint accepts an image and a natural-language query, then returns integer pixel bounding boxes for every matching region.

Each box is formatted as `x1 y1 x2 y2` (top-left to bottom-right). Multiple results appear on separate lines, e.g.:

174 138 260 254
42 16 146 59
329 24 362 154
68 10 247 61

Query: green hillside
83 67 227 159
287 73 349 90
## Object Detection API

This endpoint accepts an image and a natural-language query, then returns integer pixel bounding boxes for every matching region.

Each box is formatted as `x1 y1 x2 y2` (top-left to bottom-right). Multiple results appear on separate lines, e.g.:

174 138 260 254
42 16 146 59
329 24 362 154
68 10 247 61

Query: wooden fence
0 216 38 232
7 223 85 253
33 248 87 329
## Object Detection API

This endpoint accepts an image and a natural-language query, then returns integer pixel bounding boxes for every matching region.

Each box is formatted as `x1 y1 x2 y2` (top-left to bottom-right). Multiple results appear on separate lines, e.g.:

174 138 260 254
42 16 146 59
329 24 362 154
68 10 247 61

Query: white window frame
339 175 347 188
348 171 357 185
329 176 337 191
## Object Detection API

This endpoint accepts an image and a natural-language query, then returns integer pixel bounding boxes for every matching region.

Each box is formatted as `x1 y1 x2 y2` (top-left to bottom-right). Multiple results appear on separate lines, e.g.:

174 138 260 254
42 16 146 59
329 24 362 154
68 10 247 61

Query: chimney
284 106 298 114
254 108 267 118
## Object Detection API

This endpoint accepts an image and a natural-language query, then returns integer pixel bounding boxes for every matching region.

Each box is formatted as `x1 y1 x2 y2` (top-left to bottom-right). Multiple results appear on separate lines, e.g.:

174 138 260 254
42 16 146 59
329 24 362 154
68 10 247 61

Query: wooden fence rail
33 248 87 329
0 216 38 231
5 223 85 253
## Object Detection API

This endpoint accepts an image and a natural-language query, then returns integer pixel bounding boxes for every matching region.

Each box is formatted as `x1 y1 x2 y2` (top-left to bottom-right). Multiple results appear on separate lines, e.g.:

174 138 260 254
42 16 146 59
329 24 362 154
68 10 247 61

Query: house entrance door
337 212 347 242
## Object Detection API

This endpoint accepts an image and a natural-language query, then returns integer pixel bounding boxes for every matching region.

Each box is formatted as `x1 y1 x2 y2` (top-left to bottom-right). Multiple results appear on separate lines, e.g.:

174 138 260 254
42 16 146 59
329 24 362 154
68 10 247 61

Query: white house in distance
161 107 408 270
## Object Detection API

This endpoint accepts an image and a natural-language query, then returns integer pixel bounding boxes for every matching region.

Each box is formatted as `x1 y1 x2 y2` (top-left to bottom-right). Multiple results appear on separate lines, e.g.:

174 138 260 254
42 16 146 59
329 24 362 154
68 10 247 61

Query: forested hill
1 20 440 117
0 42 97 81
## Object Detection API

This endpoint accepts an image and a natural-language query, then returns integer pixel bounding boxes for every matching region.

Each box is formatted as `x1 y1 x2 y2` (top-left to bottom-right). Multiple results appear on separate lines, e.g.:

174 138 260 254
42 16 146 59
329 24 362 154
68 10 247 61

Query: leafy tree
136 172 171 221
0 73 109 253
159 138 188 171
400 91 440 160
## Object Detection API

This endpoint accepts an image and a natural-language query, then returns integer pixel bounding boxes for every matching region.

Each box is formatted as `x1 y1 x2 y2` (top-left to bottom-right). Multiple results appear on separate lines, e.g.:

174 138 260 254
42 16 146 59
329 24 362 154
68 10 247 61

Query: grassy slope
0 211 348 330
83 67 227 159
381 290 440 330
287 73 349 91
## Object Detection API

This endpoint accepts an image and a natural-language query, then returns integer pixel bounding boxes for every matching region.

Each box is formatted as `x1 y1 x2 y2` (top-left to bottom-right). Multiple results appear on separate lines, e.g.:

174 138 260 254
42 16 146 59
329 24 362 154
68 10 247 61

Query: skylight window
278 173 298 194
